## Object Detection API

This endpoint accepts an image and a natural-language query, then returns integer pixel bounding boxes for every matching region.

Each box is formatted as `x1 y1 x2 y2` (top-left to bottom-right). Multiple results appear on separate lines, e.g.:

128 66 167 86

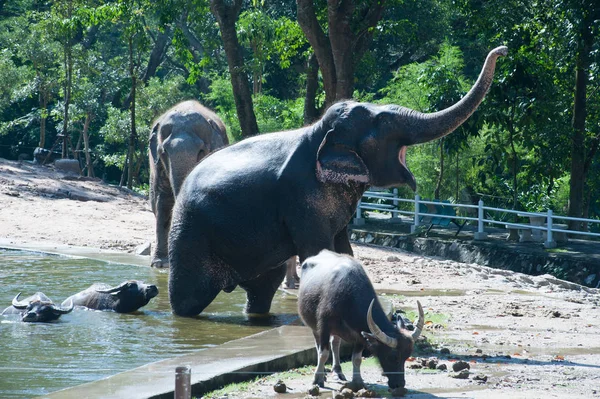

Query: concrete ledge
42 325 317 399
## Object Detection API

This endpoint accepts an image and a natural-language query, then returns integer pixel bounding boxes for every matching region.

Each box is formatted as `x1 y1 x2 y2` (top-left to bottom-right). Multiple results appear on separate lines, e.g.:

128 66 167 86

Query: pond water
0 249 299 398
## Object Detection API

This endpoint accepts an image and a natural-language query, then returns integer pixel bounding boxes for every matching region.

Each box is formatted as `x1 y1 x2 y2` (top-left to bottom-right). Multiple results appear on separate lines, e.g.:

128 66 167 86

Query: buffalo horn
411 301 425 341
366 298 398 348
53 298 74 314
11 292 28 309
96 281 128 294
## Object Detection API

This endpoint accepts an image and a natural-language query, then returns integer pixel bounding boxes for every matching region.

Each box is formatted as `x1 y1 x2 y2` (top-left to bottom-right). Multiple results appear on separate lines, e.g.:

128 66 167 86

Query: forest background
0 0 598 230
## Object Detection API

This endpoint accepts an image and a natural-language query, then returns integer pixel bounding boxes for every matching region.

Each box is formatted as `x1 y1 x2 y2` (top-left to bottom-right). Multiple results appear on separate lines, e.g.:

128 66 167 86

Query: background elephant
168 46 507 316
149 100 228 268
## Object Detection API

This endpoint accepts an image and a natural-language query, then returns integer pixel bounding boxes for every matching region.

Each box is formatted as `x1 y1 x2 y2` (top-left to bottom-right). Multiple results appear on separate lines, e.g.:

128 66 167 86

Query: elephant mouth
398 146 416 191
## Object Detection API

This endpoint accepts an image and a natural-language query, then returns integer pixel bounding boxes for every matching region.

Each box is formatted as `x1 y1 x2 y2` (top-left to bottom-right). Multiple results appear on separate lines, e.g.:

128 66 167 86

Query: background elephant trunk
406 46 508 145
168 136 206 197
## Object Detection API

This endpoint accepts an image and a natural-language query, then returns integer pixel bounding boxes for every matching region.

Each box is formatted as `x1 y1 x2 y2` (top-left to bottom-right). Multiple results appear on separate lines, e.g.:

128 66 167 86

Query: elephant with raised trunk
168 46 508 317
149 100 228 268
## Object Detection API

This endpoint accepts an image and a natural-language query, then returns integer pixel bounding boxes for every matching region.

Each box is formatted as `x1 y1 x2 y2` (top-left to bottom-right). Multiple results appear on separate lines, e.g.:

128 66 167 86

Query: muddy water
0 249 299 398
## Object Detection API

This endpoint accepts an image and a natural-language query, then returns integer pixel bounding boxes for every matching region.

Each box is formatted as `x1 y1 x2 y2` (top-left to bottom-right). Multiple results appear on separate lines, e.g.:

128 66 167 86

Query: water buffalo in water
62 280 159 313
2 292 74 322
298 250 424 391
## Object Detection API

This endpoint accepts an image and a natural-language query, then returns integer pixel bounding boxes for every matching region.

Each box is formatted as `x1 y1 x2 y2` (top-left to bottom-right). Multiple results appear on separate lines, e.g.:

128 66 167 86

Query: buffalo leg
313 329 331 387
343 343 365 391
330 335 347 381
239 264 287 314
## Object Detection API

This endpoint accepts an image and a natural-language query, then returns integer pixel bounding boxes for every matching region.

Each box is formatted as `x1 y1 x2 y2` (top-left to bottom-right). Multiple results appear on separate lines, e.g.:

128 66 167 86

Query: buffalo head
9 292 74 322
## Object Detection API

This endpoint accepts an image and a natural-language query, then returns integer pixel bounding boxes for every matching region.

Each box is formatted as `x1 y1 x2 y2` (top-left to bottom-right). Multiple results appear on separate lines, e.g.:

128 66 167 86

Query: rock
355 388 377 398
135 241 152 256
427 358 439 369
54 159 81 175
473 374 488 383
436 363 447 371
333 393 346 399
452 360 470 372
387 256 400 262
450 369 470 379
273 380 287 393
584 274 596 286
475 348 483 354
307 385 320 396
341 387 355 398
440 347 451 355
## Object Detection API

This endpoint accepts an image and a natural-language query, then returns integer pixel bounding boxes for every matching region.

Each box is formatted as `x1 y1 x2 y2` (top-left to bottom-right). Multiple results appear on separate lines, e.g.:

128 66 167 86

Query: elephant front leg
151 191 174 268
239 264 287 314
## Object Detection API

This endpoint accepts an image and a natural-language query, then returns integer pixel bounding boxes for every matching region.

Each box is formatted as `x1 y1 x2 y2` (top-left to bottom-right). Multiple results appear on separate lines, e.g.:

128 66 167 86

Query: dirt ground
1 158 599 399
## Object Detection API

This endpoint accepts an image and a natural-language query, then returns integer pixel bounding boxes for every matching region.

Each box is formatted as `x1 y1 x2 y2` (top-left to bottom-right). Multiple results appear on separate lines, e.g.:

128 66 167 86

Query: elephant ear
316 128 370 184
149 123 160 166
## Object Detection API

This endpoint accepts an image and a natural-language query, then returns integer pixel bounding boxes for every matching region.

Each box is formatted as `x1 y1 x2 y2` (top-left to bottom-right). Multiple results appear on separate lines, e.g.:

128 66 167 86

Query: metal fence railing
355 189 600 249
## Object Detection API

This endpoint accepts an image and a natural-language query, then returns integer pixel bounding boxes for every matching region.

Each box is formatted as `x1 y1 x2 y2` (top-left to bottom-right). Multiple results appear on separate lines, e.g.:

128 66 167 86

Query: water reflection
0 249 299 398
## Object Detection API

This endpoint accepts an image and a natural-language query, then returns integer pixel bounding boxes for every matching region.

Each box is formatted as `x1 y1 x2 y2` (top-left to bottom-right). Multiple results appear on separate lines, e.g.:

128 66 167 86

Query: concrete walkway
41 325 316 399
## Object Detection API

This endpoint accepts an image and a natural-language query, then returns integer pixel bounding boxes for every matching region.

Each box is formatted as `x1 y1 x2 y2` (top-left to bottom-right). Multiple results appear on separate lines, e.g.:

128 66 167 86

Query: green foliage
253 94 303 133
0 0 597 214
203 74 241 142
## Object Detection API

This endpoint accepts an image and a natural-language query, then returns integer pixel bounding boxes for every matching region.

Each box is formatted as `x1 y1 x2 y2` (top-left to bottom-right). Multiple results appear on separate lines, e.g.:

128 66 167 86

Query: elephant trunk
406 46 508 145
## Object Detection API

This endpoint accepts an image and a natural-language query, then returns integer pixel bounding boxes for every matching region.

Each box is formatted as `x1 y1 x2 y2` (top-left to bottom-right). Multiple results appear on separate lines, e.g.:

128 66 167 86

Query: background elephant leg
283 256 299 288
151 191 174 268
334 227 353 256
239 264 287 314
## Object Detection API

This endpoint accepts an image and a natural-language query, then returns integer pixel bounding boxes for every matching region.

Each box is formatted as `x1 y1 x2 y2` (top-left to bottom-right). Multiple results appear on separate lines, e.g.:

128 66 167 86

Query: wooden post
175 366 191 399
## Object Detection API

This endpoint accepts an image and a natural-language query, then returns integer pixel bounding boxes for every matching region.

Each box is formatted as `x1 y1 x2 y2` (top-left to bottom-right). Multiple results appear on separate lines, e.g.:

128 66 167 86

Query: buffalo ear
361 331 379 351
316 129 370 184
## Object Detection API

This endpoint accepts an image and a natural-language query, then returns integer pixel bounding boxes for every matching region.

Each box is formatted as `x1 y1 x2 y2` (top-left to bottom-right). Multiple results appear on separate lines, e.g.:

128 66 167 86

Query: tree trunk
62 36 73 158
123 27 171 111
297 0 385 105
296 0 336 107
39 88 47 148
303 52 320 125
82 113 94 177
567 12 594 231
211 0 259 139
74 129 82 162
127 34 137 189
508 125 518 212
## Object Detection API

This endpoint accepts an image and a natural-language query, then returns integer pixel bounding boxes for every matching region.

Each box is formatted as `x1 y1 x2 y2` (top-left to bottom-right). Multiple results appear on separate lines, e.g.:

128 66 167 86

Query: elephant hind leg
239 264 287 314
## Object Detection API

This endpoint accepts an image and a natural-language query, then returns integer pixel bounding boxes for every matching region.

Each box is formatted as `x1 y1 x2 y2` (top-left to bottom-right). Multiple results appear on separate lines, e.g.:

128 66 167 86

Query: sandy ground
1 158 599 399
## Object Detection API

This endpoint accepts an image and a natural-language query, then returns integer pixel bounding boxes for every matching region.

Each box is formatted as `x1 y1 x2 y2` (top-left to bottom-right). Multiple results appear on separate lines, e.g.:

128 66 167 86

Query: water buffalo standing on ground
298 250 424 391
2 292 74 322
62 280 158 313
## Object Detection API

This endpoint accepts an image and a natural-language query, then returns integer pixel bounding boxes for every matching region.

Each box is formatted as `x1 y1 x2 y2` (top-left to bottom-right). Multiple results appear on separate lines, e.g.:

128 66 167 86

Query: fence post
389 188 402 223
354 197 365 226
175 366 191 399
474 199 488 240
411 194 420 234
544 209 556 248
